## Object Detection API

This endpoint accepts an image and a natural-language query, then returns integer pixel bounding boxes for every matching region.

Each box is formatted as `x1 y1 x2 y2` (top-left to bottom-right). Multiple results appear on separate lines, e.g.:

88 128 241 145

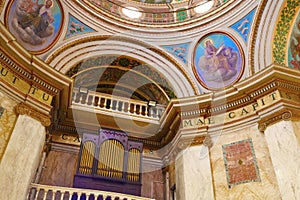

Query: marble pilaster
264 120 300 200
175 145 214 200
0 114 46 200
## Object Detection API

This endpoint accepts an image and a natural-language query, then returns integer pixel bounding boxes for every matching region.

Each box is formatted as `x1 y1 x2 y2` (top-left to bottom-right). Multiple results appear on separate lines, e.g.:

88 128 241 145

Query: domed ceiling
80 0 232 26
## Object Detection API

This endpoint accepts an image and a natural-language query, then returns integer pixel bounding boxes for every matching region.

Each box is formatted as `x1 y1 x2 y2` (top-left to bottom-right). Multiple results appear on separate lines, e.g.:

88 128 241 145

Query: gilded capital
15 103 51 127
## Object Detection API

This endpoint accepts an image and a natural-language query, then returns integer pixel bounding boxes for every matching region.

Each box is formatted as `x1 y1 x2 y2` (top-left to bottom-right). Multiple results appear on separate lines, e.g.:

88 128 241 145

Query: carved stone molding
15 103 51 127
258 110 293 132
203 134 213 148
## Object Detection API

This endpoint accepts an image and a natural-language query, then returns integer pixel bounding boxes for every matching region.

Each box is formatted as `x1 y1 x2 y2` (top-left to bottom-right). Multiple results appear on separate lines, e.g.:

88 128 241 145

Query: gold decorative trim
45 35 199 95
249 0 268 73
4 0 65 55
0 50 59 95
0 1 5 14
258 110 293 132
203 134 213 148
15 103 51 127
78 0 235 28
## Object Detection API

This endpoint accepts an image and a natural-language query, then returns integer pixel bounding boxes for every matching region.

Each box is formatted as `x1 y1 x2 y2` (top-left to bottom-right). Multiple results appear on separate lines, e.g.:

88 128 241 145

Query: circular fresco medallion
193 32 244 90
5 0 63 54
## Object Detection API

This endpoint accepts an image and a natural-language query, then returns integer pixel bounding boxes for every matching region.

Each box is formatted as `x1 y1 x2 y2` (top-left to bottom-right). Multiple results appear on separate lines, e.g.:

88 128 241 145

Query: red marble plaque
222 138 260 188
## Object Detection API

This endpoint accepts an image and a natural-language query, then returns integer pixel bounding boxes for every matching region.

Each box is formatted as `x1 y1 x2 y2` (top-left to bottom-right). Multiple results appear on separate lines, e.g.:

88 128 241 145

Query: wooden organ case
73 128 143 196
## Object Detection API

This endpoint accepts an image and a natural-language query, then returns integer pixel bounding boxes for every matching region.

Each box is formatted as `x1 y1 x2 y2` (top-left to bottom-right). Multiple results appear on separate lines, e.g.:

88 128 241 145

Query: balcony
28 183 155 200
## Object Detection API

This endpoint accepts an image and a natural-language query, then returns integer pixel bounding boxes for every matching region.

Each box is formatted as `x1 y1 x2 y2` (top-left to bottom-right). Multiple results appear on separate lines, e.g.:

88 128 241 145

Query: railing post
51 190 56 200
60 191 65 200
42 189 48 200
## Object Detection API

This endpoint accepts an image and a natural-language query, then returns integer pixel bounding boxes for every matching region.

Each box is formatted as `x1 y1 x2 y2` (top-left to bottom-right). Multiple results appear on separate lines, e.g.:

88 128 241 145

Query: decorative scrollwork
282 111 292 120
15 103 51 126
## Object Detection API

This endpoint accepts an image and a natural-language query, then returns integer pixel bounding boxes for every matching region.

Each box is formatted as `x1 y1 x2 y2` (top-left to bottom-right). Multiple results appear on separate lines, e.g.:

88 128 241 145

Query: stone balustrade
28 183 155 200
71 88 165 120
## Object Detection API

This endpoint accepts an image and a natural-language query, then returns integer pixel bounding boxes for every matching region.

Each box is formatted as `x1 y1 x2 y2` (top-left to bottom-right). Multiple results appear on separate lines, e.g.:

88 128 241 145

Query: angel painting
289 17 300 70
7 0 62 53
193 33 244 89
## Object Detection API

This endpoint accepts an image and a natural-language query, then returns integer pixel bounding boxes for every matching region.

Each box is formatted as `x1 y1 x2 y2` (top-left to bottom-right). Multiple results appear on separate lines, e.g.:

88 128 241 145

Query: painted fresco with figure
193 32 244 90
6 0 63 53
288 10 300 70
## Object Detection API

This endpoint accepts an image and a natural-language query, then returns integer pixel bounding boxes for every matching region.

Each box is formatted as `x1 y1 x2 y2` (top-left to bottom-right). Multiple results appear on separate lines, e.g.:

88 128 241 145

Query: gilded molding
258 110 293 132
249 0 267 72
203 134 213 148
78 0 235 28
272 0 300 65
15 103 51 127
0 1 4 14
45 35 199 95
0 50 59 95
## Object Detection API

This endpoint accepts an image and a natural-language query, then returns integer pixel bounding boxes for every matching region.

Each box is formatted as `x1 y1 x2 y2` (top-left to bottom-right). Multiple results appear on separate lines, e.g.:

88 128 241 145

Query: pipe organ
73 128 143 196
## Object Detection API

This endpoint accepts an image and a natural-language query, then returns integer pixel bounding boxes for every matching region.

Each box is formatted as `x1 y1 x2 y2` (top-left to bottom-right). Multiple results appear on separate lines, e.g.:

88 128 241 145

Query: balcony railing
71 88 165 120
28 183 155 200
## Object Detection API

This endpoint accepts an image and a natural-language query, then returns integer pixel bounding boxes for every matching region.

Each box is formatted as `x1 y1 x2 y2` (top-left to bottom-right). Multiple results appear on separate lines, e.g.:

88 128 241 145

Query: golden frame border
4 0 65 55
192 31 245 91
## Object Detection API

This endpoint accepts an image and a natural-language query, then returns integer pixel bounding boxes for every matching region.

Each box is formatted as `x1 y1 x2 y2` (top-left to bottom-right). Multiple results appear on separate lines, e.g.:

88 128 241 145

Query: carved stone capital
258 110 293 132
203 134 213 148
15 103 51 127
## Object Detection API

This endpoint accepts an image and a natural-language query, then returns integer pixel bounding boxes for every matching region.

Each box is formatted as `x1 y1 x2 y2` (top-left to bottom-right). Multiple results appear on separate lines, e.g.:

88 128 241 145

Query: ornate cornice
258 110 293 132
0 50 59 96
15 103 51 127
249 0 268 72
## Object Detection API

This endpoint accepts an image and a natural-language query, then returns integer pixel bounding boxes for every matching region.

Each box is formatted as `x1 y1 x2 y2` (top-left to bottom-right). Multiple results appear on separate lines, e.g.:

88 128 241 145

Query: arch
45 35 199 97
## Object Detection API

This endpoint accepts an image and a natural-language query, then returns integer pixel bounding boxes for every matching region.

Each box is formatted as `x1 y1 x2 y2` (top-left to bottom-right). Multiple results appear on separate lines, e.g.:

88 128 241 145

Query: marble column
175 145 214 200
264 120 300 200
0 114 46 200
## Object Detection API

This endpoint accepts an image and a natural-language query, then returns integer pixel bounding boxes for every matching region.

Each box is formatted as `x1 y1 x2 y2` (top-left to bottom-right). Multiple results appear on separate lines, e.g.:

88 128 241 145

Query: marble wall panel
291 120 300 146
265 120 300 200
210 125 281 200
141 165 164 200
39 150 78 187
176 145 214 200
0 115 45 200
0 90 18 161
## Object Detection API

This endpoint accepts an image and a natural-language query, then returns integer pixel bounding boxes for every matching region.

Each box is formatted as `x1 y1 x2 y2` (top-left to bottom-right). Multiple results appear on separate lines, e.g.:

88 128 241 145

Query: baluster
96 194 103 200
77 192 82 200
51 190 56 200
86 193 90 200
75 92 80 103
137 105 141 115
103 98 108 109
145 106 149 117
94 96 99 107
133 104 137 114
128 103 132 113
112 100 116 110
42 189 48 200
31 187 39 200
81 94 87 104
118 101 123 112
68 192 74 200
87 94 93 105
149 107 153 118
60 191 65 200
